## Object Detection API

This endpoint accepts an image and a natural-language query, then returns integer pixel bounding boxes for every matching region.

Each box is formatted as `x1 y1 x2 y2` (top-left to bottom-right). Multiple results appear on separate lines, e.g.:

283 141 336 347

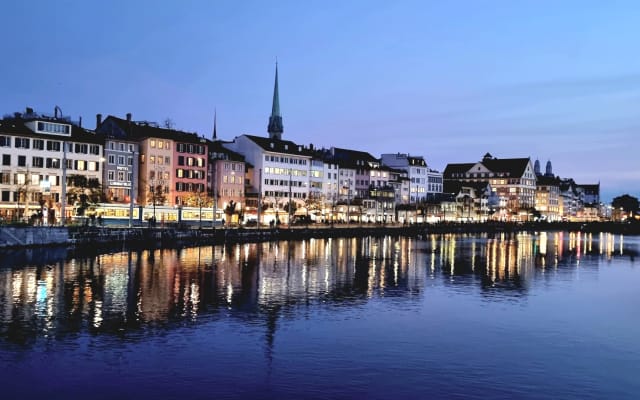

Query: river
0 231 638 399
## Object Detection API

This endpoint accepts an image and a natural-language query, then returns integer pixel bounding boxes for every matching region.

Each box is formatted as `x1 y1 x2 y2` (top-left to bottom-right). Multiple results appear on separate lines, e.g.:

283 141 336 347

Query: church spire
212 108 217 141
267 62 283 140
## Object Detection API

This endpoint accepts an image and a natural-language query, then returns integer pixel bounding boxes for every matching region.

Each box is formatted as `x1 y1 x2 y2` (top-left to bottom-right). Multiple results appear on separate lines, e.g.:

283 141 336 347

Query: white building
0 108 103 223
381 153 443 203
224 134 312 224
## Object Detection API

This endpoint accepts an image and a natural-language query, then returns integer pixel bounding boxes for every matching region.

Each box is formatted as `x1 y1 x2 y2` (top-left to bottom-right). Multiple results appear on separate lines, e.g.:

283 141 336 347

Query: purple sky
1 0 639 201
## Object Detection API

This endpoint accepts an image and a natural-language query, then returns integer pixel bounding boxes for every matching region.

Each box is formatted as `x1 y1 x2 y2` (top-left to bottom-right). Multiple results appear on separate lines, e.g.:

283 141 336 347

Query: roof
243 134 313 157
577 183 600 193
210 140 245 162
331 147 379 164
443 163 475 178
444 156 530 179
536 175 559 186
443 180 491 196
0 116 102 144
99 115 204 144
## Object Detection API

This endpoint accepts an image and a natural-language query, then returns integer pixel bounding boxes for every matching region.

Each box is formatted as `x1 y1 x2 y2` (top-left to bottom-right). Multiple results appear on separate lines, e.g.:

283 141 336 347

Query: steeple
267 62 283 140
534 159 541 176
212 108 217 141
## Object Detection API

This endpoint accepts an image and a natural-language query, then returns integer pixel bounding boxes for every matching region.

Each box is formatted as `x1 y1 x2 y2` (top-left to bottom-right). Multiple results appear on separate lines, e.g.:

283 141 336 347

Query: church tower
267 63 284 140
534 159 541 176
545 160 553 177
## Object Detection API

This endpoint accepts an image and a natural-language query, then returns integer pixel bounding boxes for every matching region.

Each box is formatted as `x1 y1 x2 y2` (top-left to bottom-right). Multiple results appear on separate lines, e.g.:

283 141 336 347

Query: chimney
26 107 34 115
78 116 82 128
96 114 102 129
126 113 132 122
309 143 314 151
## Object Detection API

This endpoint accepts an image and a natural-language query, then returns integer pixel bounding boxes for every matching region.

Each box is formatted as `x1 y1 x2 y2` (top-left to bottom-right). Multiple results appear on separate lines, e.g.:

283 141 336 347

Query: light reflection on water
0 232 638 399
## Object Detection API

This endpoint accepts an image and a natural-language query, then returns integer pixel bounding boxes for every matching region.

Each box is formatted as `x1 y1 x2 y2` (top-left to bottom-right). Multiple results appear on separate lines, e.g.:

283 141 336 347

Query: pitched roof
331 147 379 164
443 163 475 178
101 115 204 143
443 180 490 196
536 175 559 186
243 134 313 156
0 116 102 144
210 140 245 162
444 156 530 179
481 157 530 177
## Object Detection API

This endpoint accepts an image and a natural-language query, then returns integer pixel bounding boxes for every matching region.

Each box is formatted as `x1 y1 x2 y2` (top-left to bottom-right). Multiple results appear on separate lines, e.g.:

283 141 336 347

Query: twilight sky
1 0 639 201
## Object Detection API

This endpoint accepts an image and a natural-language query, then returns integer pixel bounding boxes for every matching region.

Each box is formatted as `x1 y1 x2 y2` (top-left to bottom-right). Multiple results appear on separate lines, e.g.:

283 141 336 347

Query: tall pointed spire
212 108 217 141
267 62 283 140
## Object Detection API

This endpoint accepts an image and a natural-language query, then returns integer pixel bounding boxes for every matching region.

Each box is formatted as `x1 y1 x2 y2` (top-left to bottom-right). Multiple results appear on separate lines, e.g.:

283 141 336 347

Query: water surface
1 232 638 399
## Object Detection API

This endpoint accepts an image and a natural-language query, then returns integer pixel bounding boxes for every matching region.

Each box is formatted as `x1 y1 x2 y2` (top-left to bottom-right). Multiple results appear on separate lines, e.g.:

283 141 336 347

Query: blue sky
1 0 639 201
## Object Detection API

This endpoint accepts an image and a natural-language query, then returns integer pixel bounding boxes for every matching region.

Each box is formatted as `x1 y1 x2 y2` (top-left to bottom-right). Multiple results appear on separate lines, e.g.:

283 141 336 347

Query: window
33 139 45 150
158 141 164 149
165 156 170 164
118 171 125 181
32 157 44 168
1 191 9 201
18 155 26 167
90 145 100 155
128 156 133 166
88 161 97 171
46 141 61 151
15 138 30 149
119 143 125 151
118 156 125 165
15 173 26 185
2 154 9 166
178 156 184 166
46 158 60 168
108 171 115 181
150 139 156 148
108 155 115 164
0 136 10 147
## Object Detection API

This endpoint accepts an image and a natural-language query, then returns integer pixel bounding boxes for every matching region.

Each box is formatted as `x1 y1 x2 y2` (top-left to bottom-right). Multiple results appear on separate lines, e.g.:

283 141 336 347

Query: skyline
2 1 639 201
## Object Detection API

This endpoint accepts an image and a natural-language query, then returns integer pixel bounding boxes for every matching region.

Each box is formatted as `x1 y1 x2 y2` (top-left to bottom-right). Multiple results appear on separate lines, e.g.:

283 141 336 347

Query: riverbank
1 221 639 251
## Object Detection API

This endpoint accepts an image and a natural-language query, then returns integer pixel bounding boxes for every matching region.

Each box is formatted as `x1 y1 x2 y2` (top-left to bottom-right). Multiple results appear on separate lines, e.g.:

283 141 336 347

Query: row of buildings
0 67 604 225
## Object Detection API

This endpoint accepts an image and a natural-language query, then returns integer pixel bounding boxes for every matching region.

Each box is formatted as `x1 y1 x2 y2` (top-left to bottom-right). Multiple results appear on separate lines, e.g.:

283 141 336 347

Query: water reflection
0 232 636 345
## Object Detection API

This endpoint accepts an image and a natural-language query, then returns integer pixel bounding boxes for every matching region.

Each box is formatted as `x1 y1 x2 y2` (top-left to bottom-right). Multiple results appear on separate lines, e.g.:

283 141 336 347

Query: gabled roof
443 163 475 178
481 157 530 177
243 134 313 157
100 115 204 143
444 156 530 179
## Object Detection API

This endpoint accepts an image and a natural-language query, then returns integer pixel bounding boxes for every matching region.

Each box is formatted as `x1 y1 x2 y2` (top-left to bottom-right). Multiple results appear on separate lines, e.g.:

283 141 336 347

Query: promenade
1 221 639 251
